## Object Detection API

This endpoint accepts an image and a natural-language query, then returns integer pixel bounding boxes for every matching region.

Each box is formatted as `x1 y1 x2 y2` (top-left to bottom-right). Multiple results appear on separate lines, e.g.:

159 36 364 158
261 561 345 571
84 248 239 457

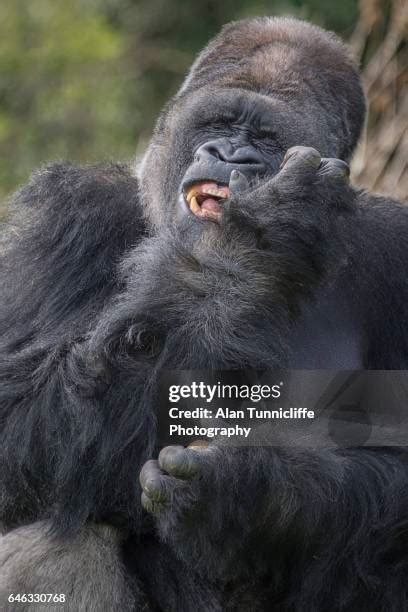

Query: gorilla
1 16 408 612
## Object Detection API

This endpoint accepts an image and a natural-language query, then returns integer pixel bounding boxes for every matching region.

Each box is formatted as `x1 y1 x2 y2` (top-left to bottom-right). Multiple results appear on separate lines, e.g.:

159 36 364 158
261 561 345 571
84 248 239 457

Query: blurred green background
0 0 406 204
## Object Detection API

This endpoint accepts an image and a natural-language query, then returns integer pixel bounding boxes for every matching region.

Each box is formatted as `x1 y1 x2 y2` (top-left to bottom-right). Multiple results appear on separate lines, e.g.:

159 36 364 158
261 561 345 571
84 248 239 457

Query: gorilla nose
195 138 265 169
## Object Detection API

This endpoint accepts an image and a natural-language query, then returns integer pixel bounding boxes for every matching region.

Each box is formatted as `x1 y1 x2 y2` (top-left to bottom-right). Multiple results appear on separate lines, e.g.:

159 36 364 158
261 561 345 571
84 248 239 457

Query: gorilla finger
159 445 201 479
141 491 166 514
139 459 160 489
229 169 250 196
318 158 350 181
278 146 321 180
139 460 168 501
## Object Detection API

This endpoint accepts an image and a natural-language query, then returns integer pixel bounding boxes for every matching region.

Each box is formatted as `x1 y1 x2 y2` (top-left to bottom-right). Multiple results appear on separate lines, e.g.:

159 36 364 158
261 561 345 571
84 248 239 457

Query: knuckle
159 445 185 469
141 491 162 513
140 460 159 486
144 476 161 493
283 146 321 168
319 158 350 179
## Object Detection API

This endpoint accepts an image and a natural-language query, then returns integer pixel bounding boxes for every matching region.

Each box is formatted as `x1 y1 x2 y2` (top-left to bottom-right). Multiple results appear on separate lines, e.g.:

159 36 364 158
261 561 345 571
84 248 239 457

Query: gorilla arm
140 443 408 608
0 164 159 609
0 162 144 345
0 162 145 530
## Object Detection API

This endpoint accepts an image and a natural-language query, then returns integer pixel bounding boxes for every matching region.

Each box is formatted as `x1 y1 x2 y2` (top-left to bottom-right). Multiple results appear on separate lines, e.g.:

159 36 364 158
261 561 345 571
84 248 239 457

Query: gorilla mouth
185 182 230 222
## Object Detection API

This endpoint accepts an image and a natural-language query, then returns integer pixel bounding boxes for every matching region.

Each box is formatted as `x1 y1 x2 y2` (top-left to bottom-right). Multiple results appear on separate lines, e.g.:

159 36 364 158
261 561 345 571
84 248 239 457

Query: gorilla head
140 17 366 228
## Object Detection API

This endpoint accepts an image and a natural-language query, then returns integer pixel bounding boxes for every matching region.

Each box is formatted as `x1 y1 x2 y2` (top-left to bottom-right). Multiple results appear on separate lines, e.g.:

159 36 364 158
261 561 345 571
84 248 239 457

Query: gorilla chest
286 287 363 369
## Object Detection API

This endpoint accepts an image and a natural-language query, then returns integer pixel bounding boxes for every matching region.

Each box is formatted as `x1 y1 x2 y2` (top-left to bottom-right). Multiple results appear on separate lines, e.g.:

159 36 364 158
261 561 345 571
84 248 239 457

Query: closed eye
258 126 278 140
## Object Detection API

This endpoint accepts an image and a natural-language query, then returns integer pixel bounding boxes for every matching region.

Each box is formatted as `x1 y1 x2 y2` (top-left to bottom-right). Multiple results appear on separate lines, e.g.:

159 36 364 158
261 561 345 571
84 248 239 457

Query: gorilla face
177 91 287 223
139 17 366 228
140 89 317 227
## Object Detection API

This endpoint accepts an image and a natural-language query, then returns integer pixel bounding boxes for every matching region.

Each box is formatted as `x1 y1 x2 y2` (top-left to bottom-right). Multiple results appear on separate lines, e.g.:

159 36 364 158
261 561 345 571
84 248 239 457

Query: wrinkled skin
1 16 408 612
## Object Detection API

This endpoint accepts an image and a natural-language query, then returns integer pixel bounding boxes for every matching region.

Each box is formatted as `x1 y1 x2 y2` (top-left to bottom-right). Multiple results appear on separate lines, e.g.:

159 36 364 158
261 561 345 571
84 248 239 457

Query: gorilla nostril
195 139 264 167
208 145 223 161
230 146 264 166
195 140 232 163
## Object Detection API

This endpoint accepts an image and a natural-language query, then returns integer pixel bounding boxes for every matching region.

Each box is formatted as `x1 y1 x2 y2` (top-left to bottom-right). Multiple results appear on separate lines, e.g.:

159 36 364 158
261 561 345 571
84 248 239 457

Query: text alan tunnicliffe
166 381 315 439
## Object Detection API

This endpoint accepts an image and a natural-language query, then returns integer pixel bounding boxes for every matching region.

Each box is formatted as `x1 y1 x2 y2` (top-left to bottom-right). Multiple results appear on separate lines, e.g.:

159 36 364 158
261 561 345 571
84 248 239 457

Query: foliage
0 0 128 197
0 0 405 208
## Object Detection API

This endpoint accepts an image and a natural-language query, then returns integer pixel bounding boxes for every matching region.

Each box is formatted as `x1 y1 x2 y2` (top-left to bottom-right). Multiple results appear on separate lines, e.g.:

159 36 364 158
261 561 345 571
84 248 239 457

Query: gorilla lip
185 182 230 222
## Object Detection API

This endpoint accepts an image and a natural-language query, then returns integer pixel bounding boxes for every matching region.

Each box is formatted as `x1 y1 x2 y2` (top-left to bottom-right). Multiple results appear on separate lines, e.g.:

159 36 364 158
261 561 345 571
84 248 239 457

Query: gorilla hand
139 443 263 581
139 444 303 583
140 444 210 516
225 145 353 240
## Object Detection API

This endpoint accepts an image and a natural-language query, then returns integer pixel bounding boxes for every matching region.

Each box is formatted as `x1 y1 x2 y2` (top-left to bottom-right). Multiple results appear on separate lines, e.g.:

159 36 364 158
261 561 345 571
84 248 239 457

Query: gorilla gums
1 17 408 612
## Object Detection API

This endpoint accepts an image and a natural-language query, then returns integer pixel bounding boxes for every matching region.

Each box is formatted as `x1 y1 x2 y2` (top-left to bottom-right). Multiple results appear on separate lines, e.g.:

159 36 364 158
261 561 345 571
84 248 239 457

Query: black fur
1 17 408 612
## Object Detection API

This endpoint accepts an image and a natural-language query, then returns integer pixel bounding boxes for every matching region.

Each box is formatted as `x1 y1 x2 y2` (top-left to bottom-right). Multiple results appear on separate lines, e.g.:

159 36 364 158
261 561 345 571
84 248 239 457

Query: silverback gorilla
1 16 408 612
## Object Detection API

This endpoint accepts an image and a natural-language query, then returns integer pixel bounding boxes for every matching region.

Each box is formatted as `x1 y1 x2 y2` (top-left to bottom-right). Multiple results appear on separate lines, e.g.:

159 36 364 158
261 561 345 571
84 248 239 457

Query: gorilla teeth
189 195 201 214
185 184 230 204
185 182 231 222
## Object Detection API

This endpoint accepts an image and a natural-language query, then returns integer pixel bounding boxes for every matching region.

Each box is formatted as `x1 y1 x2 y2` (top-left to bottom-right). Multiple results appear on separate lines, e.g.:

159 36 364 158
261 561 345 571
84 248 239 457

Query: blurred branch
351 0 408 201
